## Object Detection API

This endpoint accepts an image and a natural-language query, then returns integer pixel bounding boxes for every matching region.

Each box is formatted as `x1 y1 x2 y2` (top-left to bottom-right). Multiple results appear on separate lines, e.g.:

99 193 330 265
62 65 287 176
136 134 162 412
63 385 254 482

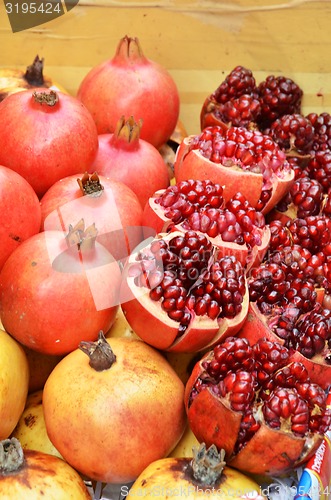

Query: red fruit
200 66 259 129
120 230 249 353
305 149 331 192
77 35 180 149
240 252 331 388
268 113 314 154
174 125 295 214
40 172 144 263
0 222 121 355
257 75 303 129
144 183 270 271
0 165 41 271
185 336 330 476
91 116 170 209
0 89 98 197
307 111 331 151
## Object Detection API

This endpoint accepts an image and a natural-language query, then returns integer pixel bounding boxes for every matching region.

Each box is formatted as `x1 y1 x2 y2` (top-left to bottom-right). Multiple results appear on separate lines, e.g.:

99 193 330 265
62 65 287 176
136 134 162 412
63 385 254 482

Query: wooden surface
1 0 331 134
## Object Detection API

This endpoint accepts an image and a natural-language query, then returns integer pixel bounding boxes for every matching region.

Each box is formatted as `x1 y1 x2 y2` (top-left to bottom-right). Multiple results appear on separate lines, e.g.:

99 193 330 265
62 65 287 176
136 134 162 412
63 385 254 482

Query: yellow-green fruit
127 453 267 500
168 424 199 458
0 329 29 439
106 308 140 340
11 390 62 459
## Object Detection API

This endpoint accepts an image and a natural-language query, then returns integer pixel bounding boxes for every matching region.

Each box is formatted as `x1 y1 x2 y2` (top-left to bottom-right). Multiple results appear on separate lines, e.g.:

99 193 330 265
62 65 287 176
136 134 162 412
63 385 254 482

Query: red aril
0 165 41 271
40 172 144 263
0 89 98 197
143 181 270 271
174 126 295 214
0 221 121 355
77 35 180 149
185 336 331 476
91 116 170 209
120 230 249 353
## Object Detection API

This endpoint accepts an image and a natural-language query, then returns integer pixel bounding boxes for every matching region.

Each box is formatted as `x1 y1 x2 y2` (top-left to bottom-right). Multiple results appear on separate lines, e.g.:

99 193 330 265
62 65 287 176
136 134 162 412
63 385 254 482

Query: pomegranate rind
174 137 295 215
228 422 307 476
174 143 263 209
185 383 242 456
238 303 331 389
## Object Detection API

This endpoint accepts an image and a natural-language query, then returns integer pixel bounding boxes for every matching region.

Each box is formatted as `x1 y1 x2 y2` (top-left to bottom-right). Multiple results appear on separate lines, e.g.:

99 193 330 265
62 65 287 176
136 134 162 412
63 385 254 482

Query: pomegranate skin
91 129 170 209
77 36 180 149
0 230 121 355
0 165 41 272
40 174 144 263
174 135 295 215
0 90 99 197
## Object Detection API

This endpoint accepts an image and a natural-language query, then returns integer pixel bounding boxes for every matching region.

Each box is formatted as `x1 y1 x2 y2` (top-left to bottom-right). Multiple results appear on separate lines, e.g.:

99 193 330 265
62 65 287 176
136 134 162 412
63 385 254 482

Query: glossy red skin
91 133 170 209
0 90 99 197
0 230 121 355
0 165 41 271
77 37 180 149
40 174 144 263
185 354 323 476
238 302 331 389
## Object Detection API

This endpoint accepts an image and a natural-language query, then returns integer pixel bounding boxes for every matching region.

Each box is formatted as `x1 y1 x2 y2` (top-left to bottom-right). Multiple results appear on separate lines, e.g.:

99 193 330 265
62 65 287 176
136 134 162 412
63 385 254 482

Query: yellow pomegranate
0 438 90 499
11 390 62 459
0 329 29 439
127 443 267 500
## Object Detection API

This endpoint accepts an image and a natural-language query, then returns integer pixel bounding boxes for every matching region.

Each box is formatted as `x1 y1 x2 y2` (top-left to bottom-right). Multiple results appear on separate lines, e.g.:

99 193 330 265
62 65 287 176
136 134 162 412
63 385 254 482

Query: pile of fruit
0 36 330 499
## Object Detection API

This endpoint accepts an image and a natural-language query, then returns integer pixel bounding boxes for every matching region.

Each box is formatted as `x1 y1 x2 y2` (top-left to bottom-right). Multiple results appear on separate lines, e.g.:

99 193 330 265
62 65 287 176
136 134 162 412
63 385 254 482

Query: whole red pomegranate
40 172 144 263
77 35 180 149
0 165 41 271
185 336 331 476
0 89 98 197
174 126 295 214
143 180 270 271
120 230 249 353
91 116 170 208
0 222 121 355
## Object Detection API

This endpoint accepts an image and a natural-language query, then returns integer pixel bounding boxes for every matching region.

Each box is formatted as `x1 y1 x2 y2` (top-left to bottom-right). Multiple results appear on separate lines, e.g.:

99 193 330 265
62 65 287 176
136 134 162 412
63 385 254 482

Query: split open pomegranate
185 336 331 476
143 180 270 270
120 230 249 352
174 125 295 214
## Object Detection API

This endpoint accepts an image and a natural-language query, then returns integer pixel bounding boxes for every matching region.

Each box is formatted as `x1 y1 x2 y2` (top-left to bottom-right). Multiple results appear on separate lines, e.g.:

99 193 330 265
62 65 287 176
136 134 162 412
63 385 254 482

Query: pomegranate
42 334 186 483
40 172 144 262
200 66 260 130
0 89 98 197
120 230 249 352
185 336 331 476
127 444 267 500
91 116 170 209
0 438 91 498
0 221 121 355
174 125 295 214
143 181 270 270
0 165 41 272
239 237 331 388
77 35 180 149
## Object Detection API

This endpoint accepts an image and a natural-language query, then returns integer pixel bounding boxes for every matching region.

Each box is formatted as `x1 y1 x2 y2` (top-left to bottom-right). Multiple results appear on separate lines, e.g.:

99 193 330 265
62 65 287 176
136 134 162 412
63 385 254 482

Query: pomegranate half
120 230 249 353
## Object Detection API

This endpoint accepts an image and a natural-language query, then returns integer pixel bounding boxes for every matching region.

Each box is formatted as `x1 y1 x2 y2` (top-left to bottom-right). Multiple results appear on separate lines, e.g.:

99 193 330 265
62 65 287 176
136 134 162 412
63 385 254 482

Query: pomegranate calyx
0 438 24 473
114 35 147 64
65 219 98 251
77 172 104 197
32 89 58 106
79 331 116 372
24 54 45 86
191 443 226 486
113 115 143 144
